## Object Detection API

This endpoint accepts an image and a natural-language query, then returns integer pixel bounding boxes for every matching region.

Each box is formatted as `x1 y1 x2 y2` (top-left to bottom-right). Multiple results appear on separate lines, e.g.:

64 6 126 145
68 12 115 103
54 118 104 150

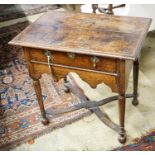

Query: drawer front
32 63 117 92
29 48 116 73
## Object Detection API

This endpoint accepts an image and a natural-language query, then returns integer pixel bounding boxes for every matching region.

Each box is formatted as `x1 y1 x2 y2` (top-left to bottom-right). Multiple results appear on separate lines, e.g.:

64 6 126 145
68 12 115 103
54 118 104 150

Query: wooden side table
9 11 151 143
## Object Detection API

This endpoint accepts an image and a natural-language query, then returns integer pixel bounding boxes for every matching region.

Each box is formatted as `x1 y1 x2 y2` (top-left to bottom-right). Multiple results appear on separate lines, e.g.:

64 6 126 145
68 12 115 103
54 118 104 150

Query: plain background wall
124 4 155 31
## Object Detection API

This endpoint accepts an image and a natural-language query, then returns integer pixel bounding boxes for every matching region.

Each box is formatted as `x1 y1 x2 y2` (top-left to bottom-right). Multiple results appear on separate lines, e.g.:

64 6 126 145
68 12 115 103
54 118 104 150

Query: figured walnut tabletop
9 11 151 144
9 11 151 60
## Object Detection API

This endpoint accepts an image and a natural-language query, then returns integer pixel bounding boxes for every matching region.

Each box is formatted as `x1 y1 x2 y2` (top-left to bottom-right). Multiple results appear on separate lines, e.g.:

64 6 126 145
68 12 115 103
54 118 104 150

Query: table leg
92 4 98 13
33 78 49 125
132 60 139 106
117 60 126 143
106 4 114 15
118 94 126 143
63 76 70 93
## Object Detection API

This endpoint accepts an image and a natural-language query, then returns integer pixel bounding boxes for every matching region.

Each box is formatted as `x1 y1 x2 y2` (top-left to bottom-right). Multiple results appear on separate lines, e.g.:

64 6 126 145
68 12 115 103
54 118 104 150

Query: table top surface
9 11 151 60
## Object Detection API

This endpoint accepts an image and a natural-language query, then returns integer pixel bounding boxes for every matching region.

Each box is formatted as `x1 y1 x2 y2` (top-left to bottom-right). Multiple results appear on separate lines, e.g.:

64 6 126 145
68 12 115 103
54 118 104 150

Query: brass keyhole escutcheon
44 50 52 58
91 56 100 68
67 53 75 59
44 50 52 68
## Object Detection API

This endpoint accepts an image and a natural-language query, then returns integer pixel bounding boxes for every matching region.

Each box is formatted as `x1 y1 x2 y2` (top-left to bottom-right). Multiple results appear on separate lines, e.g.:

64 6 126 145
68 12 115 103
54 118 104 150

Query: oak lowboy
9 11 151 143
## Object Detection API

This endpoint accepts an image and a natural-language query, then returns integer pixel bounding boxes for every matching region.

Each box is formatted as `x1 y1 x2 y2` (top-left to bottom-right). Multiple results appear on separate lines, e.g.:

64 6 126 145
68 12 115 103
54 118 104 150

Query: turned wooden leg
118 94 126 143
106 4 114 15
132 60 139 106
63 76 70 93
33 78 49 125
92 4 98 13
117 60 126 144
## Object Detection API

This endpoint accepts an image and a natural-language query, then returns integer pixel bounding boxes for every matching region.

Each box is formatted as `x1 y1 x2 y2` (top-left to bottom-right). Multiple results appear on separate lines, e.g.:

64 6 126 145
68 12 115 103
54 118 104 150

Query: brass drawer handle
67 53 75 59
91 56 100 68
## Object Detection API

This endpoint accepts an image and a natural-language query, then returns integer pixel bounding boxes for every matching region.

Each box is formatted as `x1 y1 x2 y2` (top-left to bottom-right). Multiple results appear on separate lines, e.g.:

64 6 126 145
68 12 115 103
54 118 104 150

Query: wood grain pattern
31 61 117 91
9 11 150 143
23 46 133 93
9 10 151 60
29 48 117 73
116 60 126 143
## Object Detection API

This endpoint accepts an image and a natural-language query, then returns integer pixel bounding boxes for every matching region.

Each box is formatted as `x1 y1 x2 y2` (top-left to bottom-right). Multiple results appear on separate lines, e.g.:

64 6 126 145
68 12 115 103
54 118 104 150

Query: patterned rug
0 22 91 150
115 129 155 151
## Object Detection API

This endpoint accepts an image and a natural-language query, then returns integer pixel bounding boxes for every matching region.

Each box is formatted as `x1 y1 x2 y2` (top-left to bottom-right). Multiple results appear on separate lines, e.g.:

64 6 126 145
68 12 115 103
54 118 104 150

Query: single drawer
29 48 117 73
